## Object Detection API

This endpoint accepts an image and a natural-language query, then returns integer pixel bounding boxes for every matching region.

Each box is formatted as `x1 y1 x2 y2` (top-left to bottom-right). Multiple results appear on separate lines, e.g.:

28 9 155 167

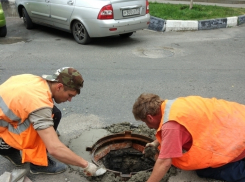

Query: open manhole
86 131 158 181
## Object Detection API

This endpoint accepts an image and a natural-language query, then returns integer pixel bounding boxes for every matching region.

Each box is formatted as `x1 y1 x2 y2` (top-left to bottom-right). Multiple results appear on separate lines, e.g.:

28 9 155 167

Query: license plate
122 8 140 17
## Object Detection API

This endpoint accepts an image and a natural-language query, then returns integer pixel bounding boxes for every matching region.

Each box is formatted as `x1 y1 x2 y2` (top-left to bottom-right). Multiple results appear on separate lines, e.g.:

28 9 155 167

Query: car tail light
97 4 114 20
146 0 149 14
109 28 117 31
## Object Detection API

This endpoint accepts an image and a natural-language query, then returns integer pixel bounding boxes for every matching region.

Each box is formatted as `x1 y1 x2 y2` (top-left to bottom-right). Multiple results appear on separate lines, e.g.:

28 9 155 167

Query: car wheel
22 8 34 29
0 25 7 37
72 21 91 45
119 32 133 38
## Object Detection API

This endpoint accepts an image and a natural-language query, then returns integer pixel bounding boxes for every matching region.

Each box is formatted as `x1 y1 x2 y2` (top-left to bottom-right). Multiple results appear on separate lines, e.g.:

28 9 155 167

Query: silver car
15 0 150 44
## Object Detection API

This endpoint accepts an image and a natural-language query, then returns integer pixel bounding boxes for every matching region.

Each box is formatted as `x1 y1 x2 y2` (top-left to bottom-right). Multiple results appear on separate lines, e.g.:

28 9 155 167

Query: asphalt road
0 17 245 181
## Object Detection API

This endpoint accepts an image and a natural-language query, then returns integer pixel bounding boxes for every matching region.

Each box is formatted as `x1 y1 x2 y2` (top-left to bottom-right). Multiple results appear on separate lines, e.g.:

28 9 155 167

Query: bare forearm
147 158 172 182
49 144 88 168
37 127 88 168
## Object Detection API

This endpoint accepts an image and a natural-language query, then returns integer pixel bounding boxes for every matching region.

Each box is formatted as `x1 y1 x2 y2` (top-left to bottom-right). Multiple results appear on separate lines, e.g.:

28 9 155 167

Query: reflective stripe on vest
0 96 21 122
0 74 53 166
0 119 31 134
163 99 176 123
0 96 30 134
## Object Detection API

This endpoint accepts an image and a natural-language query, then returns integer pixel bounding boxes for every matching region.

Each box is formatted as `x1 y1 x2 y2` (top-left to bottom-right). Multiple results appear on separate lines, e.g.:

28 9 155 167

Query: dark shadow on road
4 17 145 47
35 24 142 47
89 35 142 48
33 24 74 41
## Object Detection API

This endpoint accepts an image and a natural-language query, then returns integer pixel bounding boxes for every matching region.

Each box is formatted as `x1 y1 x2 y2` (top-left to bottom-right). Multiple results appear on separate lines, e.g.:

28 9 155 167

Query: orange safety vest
0 74 53 166
156 96 245 170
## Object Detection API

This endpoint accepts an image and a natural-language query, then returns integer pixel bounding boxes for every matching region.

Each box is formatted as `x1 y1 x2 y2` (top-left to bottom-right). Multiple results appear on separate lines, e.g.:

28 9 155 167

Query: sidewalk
148 0 245 32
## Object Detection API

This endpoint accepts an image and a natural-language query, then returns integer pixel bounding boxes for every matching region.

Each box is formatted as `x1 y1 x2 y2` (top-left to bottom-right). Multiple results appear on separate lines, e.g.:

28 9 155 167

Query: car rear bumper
86 14 150 37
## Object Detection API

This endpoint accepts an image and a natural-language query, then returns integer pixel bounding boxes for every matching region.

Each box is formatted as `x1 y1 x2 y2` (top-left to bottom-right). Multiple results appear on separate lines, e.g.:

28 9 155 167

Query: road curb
148 15 245 32
166 20 198 31
148 16 166 31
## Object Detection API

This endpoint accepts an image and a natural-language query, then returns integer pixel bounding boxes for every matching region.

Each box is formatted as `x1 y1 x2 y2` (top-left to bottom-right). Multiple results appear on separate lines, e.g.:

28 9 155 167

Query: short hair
63 85 79 94
48 81 80 94
132 93 164 120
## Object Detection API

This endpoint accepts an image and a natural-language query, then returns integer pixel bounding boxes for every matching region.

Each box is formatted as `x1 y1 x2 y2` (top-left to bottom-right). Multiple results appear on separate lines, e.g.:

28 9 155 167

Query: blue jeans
196 160 245 182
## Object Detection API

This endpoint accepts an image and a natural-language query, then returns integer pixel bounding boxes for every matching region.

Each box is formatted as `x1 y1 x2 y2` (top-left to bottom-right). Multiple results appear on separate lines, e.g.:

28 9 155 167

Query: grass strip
149 2 245 20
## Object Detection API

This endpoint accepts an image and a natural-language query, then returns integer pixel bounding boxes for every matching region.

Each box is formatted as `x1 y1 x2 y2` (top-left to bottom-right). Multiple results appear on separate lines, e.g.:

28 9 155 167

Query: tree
190 0 193 9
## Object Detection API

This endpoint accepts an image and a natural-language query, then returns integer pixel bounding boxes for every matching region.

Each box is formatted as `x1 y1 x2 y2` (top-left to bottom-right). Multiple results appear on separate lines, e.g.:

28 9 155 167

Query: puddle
133 47 175 58
0 37 31 44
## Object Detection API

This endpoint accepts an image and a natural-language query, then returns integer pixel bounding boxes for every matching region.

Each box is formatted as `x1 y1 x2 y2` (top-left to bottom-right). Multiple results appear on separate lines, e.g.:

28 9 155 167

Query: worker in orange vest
0 67 105 176
132 93 245 182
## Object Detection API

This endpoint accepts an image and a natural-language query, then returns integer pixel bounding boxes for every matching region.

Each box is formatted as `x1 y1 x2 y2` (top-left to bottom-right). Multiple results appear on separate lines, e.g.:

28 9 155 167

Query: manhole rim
86 131 157 179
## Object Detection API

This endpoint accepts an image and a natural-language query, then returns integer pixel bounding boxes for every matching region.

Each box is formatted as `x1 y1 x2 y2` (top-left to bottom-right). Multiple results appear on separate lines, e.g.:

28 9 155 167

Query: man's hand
143 140 160 160
145 140 160 149
83 162 98 176
143 140 159 156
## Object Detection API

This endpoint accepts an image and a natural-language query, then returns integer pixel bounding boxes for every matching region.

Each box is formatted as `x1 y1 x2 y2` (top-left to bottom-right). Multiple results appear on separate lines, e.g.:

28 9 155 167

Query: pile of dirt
104 122 156 139
83 166 177 182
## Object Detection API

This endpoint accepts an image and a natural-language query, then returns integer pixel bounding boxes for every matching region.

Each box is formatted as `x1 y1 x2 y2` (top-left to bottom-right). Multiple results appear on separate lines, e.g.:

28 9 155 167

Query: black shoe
0 148 22 167
30 156 67 175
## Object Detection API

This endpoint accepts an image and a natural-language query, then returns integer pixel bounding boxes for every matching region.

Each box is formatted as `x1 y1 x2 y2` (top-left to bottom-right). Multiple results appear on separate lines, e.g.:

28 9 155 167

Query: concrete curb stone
227 16 238 27
148 16 166 31
166 20 198 31
238 15 245 25
198 18 227 30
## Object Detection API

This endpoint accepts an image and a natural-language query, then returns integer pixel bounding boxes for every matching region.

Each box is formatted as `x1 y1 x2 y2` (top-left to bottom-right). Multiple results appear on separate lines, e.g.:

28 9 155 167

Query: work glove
145 140 160 150
83 162 98 176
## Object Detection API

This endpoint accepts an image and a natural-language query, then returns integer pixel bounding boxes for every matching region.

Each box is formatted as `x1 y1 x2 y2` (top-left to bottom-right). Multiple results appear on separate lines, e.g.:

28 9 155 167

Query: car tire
0 25 7 37
72 21 91 45
119 32 133 38
22 8 34 29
